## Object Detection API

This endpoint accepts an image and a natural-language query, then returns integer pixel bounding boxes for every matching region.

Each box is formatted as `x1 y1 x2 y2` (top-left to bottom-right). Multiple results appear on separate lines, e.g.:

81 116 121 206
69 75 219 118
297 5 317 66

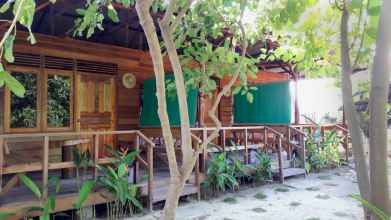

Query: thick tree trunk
135 0 180 181
340 7 371 217
369 1 391 217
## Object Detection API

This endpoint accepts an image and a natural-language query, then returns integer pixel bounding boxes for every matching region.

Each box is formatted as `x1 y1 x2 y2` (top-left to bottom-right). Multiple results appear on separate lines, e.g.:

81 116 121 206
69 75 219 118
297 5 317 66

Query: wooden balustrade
0 130 155 211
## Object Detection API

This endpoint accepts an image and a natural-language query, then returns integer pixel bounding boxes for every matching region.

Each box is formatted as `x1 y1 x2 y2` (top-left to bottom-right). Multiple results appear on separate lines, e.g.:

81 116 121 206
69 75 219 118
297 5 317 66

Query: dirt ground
130 166 363 220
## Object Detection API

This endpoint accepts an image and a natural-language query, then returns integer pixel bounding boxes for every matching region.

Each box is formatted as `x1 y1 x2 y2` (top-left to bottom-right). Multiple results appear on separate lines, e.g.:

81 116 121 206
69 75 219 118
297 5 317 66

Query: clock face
122 73 136 89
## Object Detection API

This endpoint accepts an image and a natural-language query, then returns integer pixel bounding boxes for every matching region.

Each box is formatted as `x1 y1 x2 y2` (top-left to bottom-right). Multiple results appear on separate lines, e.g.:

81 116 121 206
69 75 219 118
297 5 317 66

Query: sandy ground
130 166 364 220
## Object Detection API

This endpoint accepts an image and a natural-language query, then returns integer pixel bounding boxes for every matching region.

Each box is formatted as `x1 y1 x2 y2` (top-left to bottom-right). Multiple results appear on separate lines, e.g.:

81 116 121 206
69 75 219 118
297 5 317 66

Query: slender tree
368 0 391 217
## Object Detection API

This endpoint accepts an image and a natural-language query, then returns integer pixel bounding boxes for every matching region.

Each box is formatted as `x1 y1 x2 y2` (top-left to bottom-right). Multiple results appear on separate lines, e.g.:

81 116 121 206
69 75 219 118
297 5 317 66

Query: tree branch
0 0 26 49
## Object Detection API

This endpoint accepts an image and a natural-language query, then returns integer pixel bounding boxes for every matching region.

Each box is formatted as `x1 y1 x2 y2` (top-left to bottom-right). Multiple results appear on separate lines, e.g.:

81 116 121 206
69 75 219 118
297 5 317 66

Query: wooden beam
0 174 18 195
36 1 51 12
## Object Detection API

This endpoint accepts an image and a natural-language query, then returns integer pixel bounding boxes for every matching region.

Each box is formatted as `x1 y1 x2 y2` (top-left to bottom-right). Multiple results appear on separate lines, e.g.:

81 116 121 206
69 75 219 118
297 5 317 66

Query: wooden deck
0 171 203 215
0 124 351 218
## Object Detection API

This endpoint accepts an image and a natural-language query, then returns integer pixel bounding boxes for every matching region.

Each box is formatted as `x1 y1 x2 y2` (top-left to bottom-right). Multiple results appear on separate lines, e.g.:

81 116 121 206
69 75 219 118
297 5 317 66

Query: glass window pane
47 74 71 128
10 73 38 128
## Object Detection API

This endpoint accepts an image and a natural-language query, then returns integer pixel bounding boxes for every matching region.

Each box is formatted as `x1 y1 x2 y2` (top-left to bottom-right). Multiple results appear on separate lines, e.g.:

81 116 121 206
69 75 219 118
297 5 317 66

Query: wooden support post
134 135 140 184
277 137 284 184
202 130 207 173
244 129 249 164
93 134 99 179
42 136 49 200
287 127 292 160
301 134 307 177
344 135 349 162
147 144 154 211
264 127 267 149
0 137 3 193
222 130 226 150
195 148 201 201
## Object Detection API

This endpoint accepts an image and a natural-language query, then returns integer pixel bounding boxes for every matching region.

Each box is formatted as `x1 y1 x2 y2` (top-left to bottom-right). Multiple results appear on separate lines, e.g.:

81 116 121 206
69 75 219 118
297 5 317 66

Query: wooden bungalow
0 1 350 217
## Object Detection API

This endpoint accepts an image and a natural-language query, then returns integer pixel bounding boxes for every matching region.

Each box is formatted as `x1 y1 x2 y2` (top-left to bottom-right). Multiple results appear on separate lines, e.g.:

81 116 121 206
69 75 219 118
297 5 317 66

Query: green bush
250 151 273 182
306 130 341 172
202 153 239 195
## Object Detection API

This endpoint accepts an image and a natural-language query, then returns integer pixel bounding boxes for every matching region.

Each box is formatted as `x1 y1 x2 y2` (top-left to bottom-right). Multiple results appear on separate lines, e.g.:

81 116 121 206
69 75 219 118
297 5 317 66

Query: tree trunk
135 0 181 181
369 1 391 217
340 7 371 218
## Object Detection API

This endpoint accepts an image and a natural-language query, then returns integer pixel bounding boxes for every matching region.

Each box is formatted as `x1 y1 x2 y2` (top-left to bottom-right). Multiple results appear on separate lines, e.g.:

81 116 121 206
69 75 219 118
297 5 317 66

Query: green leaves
107 4 119 23
352 194 391 220
0 0 11 13
73 180 95 209
17 173 42 199
13 0 36 44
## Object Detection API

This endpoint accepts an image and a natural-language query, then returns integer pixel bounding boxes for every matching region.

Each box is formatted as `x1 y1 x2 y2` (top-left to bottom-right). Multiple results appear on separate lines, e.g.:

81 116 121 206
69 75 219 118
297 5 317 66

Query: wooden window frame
4 66 42 133
43 69 74 132
4 66 76 133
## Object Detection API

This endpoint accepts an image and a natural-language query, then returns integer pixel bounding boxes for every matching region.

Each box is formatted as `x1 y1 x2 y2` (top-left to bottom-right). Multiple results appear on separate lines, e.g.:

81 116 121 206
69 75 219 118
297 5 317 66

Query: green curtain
234 81 291 124
140 75 198 127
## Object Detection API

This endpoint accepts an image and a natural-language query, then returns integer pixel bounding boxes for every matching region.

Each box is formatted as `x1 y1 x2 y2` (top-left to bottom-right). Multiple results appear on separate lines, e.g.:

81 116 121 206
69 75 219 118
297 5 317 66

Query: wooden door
77 73 116 156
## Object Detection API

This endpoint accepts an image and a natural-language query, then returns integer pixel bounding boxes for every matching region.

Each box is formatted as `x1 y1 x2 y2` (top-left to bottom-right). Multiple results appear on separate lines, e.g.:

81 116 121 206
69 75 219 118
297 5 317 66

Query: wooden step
272 168 306 179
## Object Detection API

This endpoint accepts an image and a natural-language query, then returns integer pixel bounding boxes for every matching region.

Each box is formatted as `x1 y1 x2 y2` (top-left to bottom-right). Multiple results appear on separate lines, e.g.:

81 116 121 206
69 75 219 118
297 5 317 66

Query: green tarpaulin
234 81 291 124
140 75 198 127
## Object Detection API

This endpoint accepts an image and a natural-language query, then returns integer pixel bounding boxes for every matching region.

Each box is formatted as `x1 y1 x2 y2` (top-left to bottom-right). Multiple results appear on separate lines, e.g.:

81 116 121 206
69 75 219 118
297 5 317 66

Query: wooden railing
0 130 155 210
291 123 350 161
190 126 287 183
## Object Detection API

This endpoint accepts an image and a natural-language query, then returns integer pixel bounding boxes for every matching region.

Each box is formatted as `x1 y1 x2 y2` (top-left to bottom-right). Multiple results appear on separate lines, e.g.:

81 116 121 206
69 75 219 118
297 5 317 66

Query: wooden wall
116 72 142 130
3 31 292 137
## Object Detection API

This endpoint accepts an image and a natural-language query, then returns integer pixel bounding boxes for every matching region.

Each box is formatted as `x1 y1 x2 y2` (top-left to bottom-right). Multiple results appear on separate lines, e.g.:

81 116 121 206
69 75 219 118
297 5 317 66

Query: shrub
202 153 239 196
306 130 341 172
250 151 273 182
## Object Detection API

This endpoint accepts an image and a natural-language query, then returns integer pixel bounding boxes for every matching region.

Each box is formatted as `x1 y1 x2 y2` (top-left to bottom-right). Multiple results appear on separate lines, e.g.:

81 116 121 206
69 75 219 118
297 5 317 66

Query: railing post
222 129 226 150
344 134 349 162
287 127 292 160
202 129 207 173
277 136 284 184
195 146 201 201
147 144 154 212
0 137 3 193
42 136 49 200
93 134 99 179
301 134 307 176
134 135 140 184
244 129 249 164
263 127 267 149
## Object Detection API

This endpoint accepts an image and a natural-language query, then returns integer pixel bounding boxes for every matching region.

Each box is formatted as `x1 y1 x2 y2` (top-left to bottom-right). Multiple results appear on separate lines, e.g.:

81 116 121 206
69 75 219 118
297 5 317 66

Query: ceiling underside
1 0 152 50
0 0 298 78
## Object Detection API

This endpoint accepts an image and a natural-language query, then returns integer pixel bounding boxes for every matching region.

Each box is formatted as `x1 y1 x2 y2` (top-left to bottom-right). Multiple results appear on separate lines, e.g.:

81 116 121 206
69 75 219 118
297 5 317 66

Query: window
10 72 38 129
4 67 74 132
46 71 73 130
